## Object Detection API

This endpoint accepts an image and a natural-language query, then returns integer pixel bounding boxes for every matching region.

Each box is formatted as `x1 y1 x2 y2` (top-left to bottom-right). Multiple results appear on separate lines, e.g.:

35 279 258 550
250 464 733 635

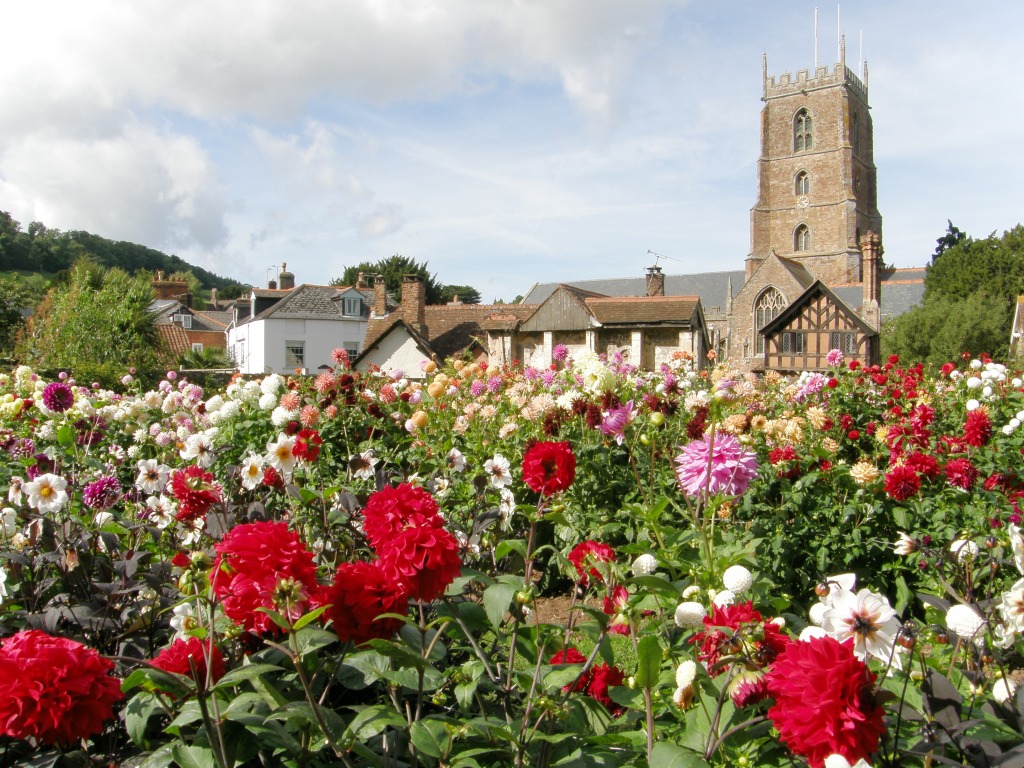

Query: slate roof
238 284 373 324
832 268 926 321
522 270 745 312
192 310 233 330
584 296 702 325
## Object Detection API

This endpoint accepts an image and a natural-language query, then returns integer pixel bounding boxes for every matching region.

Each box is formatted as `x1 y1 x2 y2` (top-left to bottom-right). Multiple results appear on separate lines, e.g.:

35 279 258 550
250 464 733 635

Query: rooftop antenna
814 6 819 68
837 4 841 63
647 249 684 269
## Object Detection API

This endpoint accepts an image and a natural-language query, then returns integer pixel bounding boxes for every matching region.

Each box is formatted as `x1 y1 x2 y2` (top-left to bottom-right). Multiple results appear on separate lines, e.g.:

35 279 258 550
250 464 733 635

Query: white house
228 275 372 375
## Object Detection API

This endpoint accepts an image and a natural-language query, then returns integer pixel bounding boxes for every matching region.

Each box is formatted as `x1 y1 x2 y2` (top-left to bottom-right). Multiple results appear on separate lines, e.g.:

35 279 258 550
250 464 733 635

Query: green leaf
338 650 391 689
482 581 519 631
169 745 217 768
124 690 161 748
343 705 405 744
634 635 662 690
212 663 283 690
649 742 707 768
292 604 330 631
494 539 527 561
410 718 450 759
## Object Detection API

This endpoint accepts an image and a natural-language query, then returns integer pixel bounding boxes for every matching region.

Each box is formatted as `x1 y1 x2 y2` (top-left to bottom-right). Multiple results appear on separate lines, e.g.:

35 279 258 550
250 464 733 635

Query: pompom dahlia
375 522 463 602
320 560 409 644
361 483 442 547
675 431 759 499
765 636 885 768
521 441 576 496
0 629 124 746
82 475 121 511
40 381 75 413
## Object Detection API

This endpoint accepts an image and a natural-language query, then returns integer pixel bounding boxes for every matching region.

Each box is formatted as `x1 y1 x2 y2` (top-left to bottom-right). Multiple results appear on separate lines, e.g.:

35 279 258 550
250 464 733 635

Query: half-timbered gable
760 281 877 372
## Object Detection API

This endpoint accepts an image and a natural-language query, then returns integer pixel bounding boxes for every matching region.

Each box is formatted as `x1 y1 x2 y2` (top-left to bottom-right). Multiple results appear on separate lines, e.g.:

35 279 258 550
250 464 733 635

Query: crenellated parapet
763 62 867 103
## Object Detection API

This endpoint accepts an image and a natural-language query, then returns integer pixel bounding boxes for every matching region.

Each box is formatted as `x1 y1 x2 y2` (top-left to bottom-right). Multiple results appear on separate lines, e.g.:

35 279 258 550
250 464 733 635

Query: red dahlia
361 483 442 548
691 601 790 676
376 523 463 602
521 441 577 496
169 465 222 522
945 457 979 491
320 560 410 644
211 521 319 635
151 637 226 693
964 409 993 447
883 464 920 501
292 428 323 462
765 636 885 768
0 629 124 747
567 540 616 586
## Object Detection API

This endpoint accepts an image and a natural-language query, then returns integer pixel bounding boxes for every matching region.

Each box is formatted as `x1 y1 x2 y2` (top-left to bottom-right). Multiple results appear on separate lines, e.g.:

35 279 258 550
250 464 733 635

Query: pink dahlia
675 431 759 498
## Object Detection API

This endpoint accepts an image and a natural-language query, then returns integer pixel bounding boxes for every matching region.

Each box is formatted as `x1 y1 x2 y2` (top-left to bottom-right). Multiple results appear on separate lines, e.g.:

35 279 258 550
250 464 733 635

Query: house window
794 224 811 252
794 108 813 151
342 298 362 316
191 343 204 353
754 287 786 354
781 332 805 354
285 340 305 369
172 313 192 329
344 344 359 359
795 171 809 195
830 331 858 355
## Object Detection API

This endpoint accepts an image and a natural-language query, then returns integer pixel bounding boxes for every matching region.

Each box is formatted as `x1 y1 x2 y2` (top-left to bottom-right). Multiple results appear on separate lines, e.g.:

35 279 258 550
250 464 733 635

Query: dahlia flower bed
2 350 1024 767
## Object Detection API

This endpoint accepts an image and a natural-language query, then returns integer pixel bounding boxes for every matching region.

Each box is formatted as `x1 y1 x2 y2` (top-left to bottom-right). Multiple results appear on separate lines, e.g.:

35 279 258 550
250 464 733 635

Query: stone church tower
727 42 884 369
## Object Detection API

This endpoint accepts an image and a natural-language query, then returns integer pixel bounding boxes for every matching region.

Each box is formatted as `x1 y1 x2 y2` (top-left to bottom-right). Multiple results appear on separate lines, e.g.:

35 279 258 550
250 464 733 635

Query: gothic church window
794 108 813 151
795 171 809 195
754 287 786 354
794 224 811 252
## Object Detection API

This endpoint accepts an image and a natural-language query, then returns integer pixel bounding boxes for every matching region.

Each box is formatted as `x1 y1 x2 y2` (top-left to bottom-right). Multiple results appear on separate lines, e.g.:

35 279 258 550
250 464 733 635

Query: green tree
18 259 163 386
0 274 46 356
330 254 451 305
439 284 482 305
883 224 1023 363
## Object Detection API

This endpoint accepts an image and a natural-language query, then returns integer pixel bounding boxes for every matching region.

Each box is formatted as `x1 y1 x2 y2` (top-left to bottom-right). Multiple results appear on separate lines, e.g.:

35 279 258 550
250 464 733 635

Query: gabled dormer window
794 108 813 152
342 297 363 317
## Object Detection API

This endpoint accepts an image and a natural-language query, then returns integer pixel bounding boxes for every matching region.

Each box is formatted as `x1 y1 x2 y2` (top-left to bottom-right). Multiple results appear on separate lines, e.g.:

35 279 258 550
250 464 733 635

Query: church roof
761 280 878 338
832 268 926 320
522 270 744 313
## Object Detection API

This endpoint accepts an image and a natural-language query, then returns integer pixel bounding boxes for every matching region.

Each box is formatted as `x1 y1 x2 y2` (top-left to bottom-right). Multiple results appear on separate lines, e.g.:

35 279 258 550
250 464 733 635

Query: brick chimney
645 265 665 297
373 275 388 317
356 271 367 289
210 287 218 307
279 262 295 290
401 274 427 335
859 231 883 330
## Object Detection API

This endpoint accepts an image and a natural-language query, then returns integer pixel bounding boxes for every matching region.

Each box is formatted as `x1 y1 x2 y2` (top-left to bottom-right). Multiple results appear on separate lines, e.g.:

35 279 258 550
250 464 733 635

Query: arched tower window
795 171 809 195
794 224 811 252
794 108 813 152
754 287 786 354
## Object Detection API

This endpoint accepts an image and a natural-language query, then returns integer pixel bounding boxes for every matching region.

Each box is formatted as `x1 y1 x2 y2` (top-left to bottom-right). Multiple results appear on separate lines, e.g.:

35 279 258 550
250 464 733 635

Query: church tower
746 42 882 286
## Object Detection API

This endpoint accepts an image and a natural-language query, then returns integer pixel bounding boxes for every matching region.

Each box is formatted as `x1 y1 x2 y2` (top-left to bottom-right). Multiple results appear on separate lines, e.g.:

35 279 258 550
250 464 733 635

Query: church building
522 44 925 373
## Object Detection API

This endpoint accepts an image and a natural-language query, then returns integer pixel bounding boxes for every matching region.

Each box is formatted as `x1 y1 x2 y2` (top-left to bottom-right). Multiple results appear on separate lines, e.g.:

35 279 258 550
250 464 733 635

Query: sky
1 2 1021 302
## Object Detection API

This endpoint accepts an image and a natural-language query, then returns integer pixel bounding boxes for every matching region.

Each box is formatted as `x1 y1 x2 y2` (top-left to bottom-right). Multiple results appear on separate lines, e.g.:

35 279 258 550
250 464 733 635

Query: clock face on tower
797 195 809 208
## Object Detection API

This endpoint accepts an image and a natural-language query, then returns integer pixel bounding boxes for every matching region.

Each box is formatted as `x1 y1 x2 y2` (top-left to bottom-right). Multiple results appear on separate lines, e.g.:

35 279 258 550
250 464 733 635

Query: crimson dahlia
964 409 993 447
0 629 123 747
883 465 920 502
169 465 222 522
522 440 576 496
691 601 790 676
568 540 616 586
320 560 409 644
211 521 319 635
292 428 323 462
765 636 885 768
151 637 226 693
361 483 442 548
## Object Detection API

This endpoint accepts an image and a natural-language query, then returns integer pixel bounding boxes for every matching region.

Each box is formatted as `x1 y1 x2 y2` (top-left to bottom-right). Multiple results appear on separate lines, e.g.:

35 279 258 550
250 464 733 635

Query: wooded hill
0 210 243 290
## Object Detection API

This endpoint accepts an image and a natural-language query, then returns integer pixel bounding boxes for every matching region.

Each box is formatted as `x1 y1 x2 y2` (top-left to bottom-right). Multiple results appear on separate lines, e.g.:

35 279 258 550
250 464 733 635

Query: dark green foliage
883 223 1023 363
0 273 46 355
439 284 482 305
0 210 240 290
17 259 163 386
331 254 479 306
